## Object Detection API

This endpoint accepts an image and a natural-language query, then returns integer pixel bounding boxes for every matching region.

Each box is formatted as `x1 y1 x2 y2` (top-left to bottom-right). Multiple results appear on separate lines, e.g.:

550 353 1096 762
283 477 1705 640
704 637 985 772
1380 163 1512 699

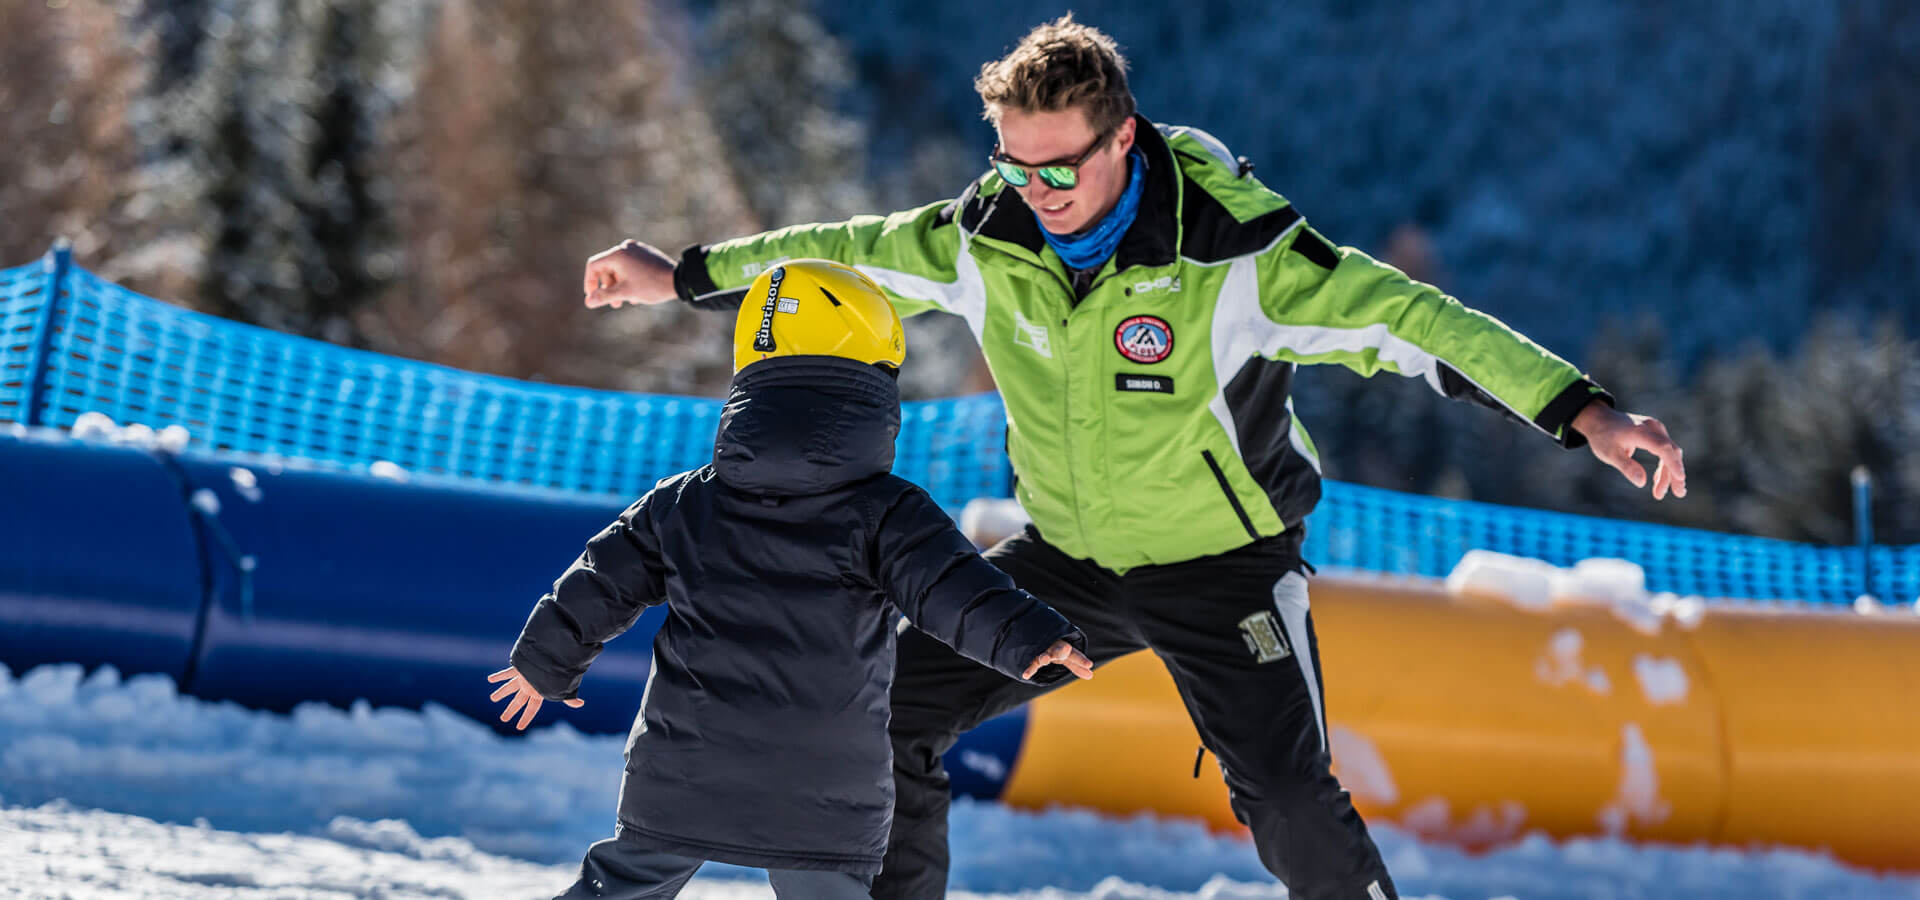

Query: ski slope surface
3 663 1919 899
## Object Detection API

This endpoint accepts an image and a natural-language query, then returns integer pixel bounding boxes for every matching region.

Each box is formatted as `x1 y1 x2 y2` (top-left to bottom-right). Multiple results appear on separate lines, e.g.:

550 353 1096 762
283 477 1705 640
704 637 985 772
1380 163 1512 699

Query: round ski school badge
1114 315 1173 364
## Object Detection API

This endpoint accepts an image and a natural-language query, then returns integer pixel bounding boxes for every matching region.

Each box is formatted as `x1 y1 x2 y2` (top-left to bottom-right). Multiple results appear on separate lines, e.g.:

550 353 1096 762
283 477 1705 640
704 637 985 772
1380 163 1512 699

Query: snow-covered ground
3 662 1918 899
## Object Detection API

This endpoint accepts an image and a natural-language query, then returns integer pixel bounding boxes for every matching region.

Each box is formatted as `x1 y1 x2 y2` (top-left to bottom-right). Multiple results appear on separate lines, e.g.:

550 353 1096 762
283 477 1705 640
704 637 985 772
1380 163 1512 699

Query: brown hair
974 14 1136 137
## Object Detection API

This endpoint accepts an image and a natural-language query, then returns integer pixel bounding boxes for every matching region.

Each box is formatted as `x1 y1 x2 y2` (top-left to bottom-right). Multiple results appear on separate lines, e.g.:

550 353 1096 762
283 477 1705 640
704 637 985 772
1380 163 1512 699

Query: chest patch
1013 310 1053 358
1115 315 1173 364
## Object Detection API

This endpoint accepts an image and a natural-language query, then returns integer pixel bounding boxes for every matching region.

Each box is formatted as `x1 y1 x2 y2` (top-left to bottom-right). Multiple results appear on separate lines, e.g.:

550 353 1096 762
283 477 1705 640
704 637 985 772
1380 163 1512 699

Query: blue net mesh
20 263 1007 508
3 252 1915 605
1305 481 1870 603
0 261 54 422
32 266 717 495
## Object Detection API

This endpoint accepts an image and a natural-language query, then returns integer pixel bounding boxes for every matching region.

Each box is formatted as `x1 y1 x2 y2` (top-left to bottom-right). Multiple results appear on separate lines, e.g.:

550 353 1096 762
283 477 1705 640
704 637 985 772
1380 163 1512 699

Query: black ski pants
872 526 1397 900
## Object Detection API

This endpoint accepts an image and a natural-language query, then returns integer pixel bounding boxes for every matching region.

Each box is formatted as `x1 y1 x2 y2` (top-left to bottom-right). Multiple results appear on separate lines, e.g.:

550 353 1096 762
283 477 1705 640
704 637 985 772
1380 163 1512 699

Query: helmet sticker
1115 315 1173 364
753 267 784 352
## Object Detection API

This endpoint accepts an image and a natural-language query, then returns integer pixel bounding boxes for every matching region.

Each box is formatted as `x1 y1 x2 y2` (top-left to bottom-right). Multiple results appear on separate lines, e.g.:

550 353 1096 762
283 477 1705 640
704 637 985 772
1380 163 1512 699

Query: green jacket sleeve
671 198 969 320
1256 223 1612 448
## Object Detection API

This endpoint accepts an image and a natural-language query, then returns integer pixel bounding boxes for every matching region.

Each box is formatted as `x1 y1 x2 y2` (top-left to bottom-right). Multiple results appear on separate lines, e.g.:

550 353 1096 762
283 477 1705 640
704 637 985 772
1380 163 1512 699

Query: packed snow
369 460 410 482
1327 726 1398 807
229 466 264 502
1632 657 1691 706
1596 724 1670 838
4 662 1919 899
66 411 191 454
1444 551 1712 636
1534 628 1611 695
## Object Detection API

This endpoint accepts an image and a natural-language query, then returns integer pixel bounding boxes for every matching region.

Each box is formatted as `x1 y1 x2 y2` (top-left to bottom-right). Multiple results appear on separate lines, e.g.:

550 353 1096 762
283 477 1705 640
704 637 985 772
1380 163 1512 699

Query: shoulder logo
1114 315 1173 364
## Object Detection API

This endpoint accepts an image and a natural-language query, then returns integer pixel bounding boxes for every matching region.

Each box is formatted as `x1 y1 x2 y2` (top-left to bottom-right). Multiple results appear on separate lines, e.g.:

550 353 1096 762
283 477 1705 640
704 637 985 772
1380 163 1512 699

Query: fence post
23 238 74 427
1851 465 1873 601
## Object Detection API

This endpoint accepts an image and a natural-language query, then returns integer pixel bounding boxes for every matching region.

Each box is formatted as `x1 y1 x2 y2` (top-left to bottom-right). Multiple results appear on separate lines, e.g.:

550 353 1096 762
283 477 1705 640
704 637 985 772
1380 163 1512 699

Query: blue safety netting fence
4 249 1913 604
0 252 1008 504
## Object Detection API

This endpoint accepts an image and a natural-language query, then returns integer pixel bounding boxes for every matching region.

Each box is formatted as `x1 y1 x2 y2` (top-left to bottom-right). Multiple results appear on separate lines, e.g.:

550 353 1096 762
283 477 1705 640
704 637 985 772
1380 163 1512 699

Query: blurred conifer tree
363 0 755 393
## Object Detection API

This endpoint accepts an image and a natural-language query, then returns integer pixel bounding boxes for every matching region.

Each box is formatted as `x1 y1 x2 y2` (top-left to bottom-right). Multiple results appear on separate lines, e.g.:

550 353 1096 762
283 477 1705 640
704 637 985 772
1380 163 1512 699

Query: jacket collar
961 113 1180 271
713 356 900 496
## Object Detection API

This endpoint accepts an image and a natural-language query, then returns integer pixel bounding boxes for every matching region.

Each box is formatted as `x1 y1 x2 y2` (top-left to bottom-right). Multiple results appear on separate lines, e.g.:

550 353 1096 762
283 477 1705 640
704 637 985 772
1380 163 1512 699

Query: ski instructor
579 15 1685 900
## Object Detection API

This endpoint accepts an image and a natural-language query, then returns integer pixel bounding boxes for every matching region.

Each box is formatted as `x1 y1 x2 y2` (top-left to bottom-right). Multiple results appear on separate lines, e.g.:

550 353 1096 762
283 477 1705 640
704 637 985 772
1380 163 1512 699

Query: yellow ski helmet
732 259 906 373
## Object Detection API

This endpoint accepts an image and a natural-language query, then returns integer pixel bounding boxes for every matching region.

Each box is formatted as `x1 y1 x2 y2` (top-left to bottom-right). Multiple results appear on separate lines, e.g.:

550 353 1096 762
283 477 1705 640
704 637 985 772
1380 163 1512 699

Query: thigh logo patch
1238 610 1294 663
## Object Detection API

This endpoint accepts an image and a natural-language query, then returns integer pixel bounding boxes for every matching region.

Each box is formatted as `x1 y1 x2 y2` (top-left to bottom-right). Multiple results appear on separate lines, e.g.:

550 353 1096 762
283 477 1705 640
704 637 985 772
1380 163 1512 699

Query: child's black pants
557 839 873 899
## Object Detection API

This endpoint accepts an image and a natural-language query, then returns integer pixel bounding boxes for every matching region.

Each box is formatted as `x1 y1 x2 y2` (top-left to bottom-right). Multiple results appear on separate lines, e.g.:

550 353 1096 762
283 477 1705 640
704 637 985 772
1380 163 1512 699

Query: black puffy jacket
510 355 1082 874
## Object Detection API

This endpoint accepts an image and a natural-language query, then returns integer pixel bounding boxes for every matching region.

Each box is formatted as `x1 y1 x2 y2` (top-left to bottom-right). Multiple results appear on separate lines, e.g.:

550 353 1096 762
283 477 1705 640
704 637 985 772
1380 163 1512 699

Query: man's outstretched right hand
583 239 677 309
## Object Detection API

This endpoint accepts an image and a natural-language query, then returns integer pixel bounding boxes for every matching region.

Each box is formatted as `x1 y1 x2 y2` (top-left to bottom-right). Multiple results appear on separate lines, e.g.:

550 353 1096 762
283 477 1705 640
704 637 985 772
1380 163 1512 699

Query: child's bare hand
1021 640 1094 681
487 666 584 731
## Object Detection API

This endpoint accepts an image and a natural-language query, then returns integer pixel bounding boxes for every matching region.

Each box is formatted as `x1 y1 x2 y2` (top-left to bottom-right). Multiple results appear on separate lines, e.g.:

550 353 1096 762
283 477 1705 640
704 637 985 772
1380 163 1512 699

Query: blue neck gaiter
1037 149 1146 270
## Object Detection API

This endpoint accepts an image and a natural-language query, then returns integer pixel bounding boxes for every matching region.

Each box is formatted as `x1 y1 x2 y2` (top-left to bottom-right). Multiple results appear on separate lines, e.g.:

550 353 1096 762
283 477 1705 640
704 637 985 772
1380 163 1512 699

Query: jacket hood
713 355 900 496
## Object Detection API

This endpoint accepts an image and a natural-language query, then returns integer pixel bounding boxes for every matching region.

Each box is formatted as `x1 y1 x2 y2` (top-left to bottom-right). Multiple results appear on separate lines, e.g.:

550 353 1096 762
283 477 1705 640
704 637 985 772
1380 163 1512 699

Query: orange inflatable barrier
1000 570 1920 872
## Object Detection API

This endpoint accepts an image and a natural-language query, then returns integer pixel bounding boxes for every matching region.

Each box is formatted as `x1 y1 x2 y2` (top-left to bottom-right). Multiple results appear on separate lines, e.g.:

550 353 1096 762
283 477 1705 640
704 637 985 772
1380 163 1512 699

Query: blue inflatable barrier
170 454 665 727
0 428 651 733
0 431 202 682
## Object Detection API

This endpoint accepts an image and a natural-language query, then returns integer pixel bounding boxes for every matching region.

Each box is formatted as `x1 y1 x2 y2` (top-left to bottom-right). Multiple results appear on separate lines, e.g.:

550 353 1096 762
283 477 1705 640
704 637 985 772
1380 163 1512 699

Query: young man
580 16 1685 900
491 260 1092 899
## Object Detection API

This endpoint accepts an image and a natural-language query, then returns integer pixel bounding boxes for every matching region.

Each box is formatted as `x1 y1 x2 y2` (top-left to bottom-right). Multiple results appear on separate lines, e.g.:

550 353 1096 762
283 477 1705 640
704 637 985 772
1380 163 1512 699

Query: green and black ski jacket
672 115 1611 571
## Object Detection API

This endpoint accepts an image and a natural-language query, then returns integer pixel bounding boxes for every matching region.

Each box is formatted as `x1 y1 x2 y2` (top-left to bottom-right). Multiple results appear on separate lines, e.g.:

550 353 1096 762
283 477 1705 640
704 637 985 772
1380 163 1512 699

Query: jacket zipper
1060 312 1092 552
972 238 1091 551
971 168 1206 557
1201 449 1260 540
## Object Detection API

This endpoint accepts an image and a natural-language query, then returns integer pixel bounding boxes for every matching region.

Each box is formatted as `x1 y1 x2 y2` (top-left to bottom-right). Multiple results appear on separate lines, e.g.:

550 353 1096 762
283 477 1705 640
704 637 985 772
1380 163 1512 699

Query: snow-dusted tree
151 0 410 344
132 0 213 97
1664 319 1920 545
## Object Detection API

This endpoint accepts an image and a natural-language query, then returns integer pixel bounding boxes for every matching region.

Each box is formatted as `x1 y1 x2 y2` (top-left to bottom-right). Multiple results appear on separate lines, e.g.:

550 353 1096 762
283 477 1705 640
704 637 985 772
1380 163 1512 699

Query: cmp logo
753 267 785 352
1132 275 1181 295
740 257 791 279
1114 315 1173 364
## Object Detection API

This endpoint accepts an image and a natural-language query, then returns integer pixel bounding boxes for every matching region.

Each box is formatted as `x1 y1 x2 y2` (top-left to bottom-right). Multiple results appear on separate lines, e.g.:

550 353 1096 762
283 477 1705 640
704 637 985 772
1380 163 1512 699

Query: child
488 259 1092 899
